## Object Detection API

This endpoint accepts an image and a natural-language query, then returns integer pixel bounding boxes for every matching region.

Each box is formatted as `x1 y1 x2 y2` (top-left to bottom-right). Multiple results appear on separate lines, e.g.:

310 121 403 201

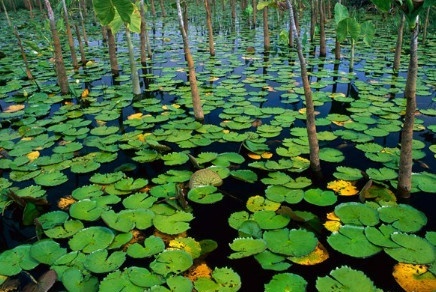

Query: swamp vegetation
0 0 435 291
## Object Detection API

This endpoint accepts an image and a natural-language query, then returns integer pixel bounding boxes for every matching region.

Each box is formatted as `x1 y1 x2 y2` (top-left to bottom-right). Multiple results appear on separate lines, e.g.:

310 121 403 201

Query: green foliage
316 266 382 291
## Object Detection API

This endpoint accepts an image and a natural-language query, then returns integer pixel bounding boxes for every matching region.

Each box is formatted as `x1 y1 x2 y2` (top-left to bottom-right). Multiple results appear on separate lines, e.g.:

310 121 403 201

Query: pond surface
0 4 435 291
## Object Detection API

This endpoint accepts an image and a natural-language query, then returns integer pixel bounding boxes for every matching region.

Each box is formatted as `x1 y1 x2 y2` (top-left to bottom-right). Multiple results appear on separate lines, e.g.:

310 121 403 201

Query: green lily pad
84 249 126 273
68 227 115 253
334 202 380 226
189 168 223 189
153 211 194 235
187 185 223 204
230 169 258 183
378 204 427 233
265 273 307 292
30 239 67 265
71 184 104 200
412 172 436 193
122 192 157 209
366 167 398 181
252 210 290 229
333 166 363 181
364 224 400 248
61 267 99 292
34 171 68 186
319 148 345 163
254 250 291 271
127 235 166 259
263 228 318 257
37 211 69 230
316 266 381 292
114 177 148 192
69 199 104 221
150 250 193 277
229 237 267 259
194 267 241 292
265 185 304 204
304 188 337 206
0 245 39 276
161 152 189 166
327 225 382 258
44 220 84 239
384 233 435 264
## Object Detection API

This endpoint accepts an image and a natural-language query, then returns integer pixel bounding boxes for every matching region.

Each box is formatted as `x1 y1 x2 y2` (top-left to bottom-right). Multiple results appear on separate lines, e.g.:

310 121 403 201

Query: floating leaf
364 225 400 248
161 152 189 166
0 245 39 276
61 267 99 292
30 239 67 265
254 250 291 271
288 242 329 265
316 266 381 291
378 204 427 232
68 227 115 253
246 195 281 212
334 202 379 226
327 180 358 196
366 167 398 181
384 233 435 264
304 188 337 206
153 211 194 235
34 171 68 186
333 166 363 181
114 177 148 192
252 210 290 229
229 238 267 259
84 249 126 273
392 263 436 292
263 228 318 257
230 169 258 183
265 273 307 292
187 185 223 204
150 250 193 277
69 199 104 221
127 235 166 259
189 168 223 189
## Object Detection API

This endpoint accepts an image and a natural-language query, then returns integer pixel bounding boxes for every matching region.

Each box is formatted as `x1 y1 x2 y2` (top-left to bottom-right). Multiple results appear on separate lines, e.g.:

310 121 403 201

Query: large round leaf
68 227 115 253
229 238 267 259
150 250 193 277
30 239 67 265
316 266 380 291
69 199 104 221
127 235 165 259
263 228 318 257
378 204 427 232
252 210 290 229
265 273 307 292
153 211 194 235
304 188 337 206
0 245 39 276
84 249 126 273
384 233 435 264
187 185 223 204
61 267 99 292
334 202 379 226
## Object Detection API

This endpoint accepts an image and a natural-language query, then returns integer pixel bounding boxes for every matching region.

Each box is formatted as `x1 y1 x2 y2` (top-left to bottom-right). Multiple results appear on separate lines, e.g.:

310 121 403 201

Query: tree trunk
230 0 236 25
150 0 156 17
263 7 270 51
159 0 166 17
75 24 86 65
78 2 89 46
183 0 188 36
393 14 405 72
204 0 215 56
61 0 78 69
286 0 320 172
13 26 34 80
252 0 257 27
335 38 341 60
125 27 141 95
1 0 11 27
310 0 317 43
107 27 119 76
140 0 148 65
44 0 69 95
176 0 204 122
26 0 34 19
397 19 419 199
319 0 326 57
79 0 87 17
422 7 430 46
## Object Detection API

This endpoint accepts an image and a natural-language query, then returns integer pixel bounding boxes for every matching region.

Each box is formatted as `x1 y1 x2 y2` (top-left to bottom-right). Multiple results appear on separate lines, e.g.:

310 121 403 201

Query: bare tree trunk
286 0 321 172
75 24 86 65
44 0 69 94
205 0 215 56
252 0 257 27
310 0 317 43
397 19 419 199
107 27 119 76
61 0 78 69
422 7 430 46
78 2 89 46
393 14 405 72
140 0 148 65
79 0 87 17
1 0 11 27
13 26 34 80
334 38 341 60
125 27 141 95
183 0 188 35
319 0 326 57
159 0 166 17
230 0 236 26
150 0 156 17
263 7 270 51
26 0 34 19
176 0 204 122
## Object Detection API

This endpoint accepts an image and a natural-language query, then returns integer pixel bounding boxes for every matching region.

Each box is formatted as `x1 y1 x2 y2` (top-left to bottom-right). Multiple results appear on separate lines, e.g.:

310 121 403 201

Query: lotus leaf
0 245 39 276
98 270 144 292
150 250 193 276
34 171 68 186
61 267 98 292
316 266 382 292
68 226 115 253
333 166 363 181
246 195 281 212
327 225 382 258
114 177 148 192
166 275 193 291
193 152 218 165
230 169 258 183
102 209 154 232
70 156 101 174
71 184 104 200
126 267 165 288
304 188 337 206
252 210 290 229
84 249 126 273
161 152 189 166
127 235 165 258
229 237 267 259
30 239 67 265
265 273 307 292
122 192 157 209
254 250 291 271
153 169 192 184
69 199 104 221
384 233 435 264
263 228 318 257
265 185 304 204
187 185 222 204
228 211 250 230
153 211 194 235
93 194 122 207
378 204 427 232
189 168 223 189
334 202 380 226
364 225 400 248
319 147 345 162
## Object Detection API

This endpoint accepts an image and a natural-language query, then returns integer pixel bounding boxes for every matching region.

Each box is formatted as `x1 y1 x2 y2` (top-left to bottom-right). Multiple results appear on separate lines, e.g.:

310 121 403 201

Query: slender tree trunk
397 20 419 199
13 26 33 80
106 27 119 76
183 0 188 36
9 0 16 12
319 0 326 57
393 14 405 72
140 0 148 65
230 0 236 26
159 0 166 17
36 0 43 13
1 0 11 27
75 24 86 65
26 0 34 19
310 0 317 43
61 0 78 69
150 0 156 17
334 37 341 60
44 0 69 95
286 0 320 172
79 0 87 17
350 40 355 72
101 25 107 42
78 2 89 46
205 0 215 56
176 0 204 122
125 27 141 95
263 7 270 51
422 7 430 46
252 0 257 27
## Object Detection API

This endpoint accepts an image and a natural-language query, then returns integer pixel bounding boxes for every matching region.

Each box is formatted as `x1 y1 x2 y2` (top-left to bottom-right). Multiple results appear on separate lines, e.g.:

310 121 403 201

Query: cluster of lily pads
0 4 435 291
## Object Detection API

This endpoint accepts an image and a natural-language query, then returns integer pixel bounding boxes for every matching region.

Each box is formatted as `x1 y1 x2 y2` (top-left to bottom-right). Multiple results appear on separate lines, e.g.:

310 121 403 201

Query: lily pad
187 185 223 204
265 273 307 292
304 188 337 206
150 250 193 277
316 266 381 292
84 249 126 273
68 226 115 253
263 228 318 257
378 204 427 232
384 233 435 264
153 211 194 235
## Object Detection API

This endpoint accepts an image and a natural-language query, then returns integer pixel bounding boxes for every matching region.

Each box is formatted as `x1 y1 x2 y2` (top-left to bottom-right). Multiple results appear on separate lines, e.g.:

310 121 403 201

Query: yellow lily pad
288 242 329 265
327 180 358 196
393 263 436 292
